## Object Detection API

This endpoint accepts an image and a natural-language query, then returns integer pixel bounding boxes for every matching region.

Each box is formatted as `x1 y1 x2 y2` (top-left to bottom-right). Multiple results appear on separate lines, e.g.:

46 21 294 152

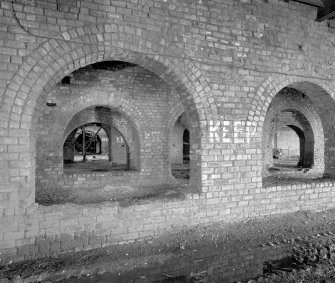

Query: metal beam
82 126 86 162
74 141 82 150
85 126 102 153
316 0 335 22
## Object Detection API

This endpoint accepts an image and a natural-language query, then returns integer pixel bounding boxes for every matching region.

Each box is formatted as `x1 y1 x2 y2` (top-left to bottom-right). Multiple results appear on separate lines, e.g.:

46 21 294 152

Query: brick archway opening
287 125 307 168
0 25 214 209
262 87 324 178
62 104 139 172
169 113 192 186
35 59 203 202
63 122 131 174
271 123 310 170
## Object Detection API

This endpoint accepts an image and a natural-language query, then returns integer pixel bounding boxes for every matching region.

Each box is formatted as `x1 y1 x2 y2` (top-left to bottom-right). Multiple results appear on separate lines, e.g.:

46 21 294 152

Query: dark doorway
183 129 190 163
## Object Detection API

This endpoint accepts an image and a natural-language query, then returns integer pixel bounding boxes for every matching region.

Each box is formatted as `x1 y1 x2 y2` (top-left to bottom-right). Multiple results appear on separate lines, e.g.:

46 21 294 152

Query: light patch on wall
117 136 124 143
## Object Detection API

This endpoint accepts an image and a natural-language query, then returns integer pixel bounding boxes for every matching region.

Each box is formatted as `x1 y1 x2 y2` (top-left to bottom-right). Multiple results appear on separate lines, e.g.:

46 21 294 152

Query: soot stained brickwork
2 0 335 264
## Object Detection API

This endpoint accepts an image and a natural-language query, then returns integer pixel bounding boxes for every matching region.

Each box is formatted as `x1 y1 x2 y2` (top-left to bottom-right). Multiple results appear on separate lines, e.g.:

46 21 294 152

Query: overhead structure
290 0 323 7
289 0 335 22
316 0 335 22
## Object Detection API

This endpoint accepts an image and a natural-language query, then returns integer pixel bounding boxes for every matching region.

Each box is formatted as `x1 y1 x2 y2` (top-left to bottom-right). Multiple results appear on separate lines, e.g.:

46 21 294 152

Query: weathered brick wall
1 179 335 265
1 0 335 263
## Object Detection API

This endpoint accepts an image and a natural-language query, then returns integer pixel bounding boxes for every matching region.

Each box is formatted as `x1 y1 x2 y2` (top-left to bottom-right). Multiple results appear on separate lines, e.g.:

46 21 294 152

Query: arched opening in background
63 121 130 173
262 87 322 178
272 125 304 169
266 109 314 173
288 125 306 168
170 113 190 184
35 57 202 205
73 125 105 160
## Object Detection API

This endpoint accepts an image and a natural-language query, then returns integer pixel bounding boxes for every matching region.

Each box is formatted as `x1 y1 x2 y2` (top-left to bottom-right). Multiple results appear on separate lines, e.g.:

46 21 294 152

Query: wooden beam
317 0 335 22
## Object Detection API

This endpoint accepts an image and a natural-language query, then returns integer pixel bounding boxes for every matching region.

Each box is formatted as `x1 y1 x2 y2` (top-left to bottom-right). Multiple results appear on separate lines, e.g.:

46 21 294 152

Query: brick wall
1 179 335 266
2 0 335 264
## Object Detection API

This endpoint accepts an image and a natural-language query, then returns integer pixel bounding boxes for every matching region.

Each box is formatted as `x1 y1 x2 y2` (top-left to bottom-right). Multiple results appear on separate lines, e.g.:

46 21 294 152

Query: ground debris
3 209 335 282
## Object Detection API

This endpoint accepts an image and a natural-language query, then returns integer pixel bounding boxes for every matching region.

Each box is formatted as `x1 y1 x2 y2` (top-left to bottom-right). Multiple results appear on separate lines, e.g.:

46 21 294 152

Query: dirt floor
3 209 335 282
64 159 128 174
38 160 331 206
35 183 189 206
13 162 335 282
263 158 331 187
251 263 335 282
36 163 190 206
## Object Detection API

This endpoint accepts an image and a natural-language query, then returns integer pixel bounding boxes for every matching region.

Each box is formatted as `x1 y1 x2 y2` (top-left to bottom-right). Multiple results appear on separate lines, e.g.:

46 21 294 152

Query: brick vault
1 0 335 264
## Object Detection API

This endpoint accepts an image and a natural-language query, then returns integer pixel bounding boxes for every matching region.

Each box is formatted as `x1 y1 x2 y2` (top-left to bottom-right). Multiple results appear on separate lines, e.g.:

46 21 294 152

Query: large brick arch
262 94 324 173
248 74 335 131
0 24 215 199
2 23 215 132
250 73 335 175
267 118 311 168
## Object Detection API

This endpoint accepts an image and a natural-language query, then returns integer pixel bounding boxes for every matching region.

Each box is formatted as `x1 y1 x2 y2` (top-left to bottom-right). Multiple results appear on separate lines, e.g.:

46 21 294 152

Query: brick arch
248 74 335 131
62 106 140 170
3 24 214 132
262 90 324 173
268 120 305 148
254 74 335 175
270 124 307 166
287 125 307 167
1 25 213 195
1 24 214 202
62 101 141 147
63 123 112 163
164 101 201 191
166 103 186 138
51 92 143 172
265 111 316 170
63 111 133 146
165 101 185 169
